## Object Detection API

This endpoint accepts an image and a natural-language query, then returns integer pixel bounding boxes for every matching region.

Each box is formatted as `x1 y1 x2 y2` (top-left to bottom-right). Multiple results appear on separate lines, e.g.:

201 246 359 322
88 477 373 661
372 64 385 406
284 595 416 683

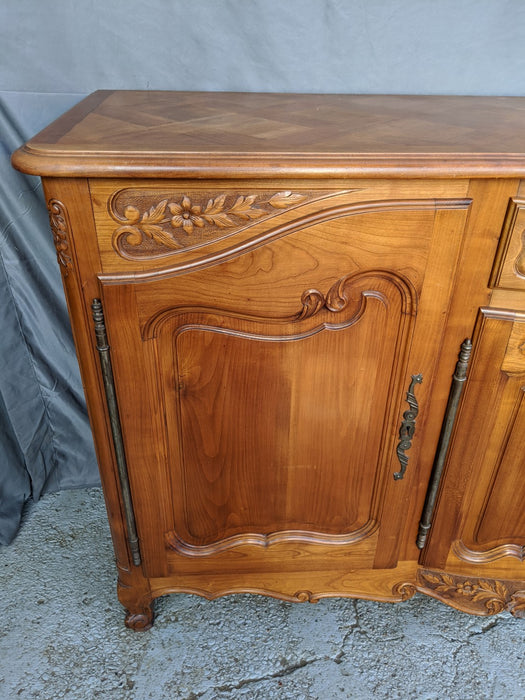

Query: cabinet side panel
40 178 136 573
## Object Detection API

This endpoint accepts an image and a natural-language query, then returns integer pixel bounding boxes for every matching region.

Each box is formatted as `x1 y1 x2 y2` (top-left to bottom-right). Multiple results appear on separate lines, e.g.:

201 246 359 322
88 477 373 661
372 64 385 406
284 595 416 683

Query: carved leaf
420 570 509 614
48 199 73 275
269 191 307 208
494 580 508 600
459 580 507 613
202 212 235 228
229 195 266 220
298 289 325 320
441 574 455 587
141 224 180 248
509 592 525 618
141 200 168 224
203 195 227 215
201 195 234 226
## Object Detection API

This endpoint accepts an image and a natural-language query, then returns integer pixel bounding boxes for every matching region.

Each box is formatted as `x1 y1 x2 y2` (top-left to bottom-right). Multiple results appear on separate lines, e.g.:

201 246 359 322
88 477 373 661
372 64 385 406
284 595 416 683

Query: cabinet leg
117 567 154 630
124 602 154 631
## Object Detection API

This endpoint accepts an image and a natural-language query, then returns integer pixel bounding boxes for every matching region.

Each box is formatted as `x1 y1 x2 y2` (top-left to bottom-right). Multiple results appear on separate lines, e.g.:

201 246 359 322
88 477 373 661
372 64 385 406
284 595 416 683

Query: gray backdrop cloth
2 0 525 544
2 0 525 96
0 93 98 545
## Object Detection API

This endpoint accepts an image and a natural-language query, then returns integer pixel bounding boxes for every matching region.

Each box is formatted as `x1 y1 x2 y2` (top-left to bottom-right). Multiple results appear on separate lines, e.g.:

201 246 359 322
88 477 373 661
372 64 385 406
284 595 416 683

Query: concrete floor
1 488 524 700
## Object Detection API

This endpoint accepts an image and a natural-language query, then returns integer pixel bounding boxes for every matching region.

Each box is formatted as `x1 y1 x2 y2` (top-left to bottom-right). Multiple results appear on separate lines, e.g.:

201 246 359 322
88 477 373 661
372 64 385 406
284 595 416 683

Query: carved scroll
297 271 416 321
392 581 417 601
298 276 360 319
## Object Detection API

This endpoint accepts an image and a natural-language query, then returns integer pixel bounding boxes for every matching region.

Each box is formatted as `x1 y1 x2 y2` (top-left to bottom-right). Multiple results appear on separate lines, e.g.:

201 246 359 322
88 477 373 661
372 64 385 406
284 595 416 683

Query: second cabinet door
422 308 525 577
98 189 471 590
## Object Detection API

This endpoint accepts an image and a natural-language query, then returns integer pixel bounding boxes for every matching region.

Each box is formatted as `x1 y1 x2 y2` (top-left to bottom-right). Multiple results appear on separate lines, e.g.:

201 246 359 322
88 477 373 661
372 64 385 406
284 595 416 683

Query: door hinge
92 298 141 566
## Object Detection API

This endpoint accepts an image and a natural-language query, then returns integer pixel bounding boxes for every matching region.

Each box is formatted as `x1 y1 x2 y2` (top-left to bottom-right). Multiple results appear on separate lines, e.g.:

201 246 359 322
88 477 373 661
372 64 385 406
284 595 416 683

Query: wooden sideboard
12 92 525 629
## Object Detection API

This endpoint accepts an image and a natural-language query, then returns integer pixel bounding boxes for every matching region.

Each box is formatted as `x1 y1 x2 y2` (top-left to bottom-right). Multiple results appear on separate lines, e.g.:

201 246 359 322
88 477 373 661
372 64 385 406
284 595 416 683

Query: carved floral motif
111 190 310 258
418 570 525 617
48 199 73 275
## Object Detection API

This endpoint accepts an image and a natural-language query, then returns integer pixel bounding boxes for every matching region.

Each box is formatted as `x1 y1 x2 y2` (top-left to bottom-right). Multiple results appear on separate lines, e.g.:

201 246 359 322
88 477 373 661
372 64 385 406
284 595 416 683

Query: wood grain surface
11 93 525 628
12 91 525 178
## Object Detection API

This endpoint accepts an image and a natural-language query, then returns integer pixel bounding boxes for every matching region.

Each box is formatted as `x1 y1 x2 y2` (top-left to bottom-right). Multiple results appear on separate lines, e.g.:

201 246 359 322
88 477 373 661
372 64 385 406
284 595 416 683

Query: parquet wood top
13 91 525 178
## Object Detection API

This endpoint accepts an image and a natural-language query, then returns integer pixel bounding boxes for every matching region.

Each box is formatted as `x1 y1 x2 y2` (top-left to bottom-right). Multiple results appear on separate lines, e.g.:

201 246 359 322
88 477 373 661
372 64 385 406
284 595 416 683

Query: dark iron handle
394 374 423 480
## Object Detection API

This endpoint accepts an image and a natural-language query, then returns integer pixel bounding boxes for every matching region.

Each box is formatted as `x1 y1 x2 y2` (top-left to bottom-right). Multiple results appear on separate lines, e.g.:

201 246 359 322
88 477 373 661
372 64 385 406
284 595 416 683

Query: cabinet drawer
491 198 525 291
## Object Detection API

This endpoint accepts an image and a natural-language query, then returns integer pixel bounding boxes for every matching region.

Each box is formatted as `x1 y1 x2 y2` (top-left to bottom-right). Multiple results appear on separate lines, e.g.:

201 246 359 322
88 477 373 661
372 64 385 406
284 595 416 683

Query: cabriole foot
124 604 154 631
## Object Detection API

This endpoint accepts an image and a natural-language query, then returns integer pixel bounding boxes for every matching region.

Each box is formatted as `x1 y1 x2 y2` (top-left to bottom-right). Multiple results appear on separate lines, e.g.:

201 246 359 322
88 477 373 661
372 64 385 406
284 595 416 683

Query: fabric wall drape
0 93 98 544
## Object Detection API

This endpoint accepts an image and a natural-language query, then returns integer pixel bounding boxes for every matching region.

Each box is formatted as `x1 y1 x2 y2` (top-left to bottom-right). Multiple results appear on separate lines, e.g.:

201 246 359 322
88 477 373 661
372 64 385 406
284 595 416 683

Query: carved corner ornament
110 190 314 259
417 569 525 618
48 199 73 276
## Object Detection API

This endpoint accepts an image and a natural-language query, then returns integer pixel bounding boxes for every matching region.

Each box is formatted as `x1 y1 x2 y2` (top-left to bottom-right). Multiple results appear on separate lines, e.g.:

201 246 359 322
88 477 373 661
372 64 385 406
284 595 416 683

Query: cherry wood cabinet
12 92 525 628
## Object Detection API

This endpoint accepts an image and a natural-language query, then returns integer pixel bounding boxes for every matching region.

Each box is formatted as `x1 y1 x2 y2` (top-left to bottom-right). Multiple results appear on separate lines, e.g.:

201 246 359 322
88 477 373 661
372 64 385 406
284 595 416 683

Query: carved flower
169 197 205 233
455 581 477 596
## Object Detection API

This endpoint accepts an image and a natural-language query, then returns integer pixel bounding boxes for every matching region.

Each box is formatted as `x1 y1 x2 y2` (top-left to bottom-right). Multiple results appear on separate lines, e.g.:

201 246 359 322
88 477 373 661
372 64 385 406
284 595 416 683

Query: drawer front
491 198 525 291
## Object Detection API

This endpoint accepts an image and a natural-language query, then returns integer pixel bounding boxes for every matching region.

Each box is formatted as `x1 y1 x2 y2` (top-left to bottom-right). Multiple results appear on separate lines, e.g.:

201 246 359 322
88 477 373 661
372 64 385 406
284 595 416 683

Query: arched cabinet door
96 188 470 596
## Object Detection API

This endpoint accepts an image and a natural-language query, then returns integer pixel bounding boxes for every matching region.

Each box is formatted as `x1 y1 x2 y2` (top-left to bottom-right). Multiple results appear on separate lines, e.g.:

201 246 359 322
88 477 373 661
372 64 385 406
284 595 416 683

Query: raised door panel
98 196 470 590
445 311 525 570
159 270 413 556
